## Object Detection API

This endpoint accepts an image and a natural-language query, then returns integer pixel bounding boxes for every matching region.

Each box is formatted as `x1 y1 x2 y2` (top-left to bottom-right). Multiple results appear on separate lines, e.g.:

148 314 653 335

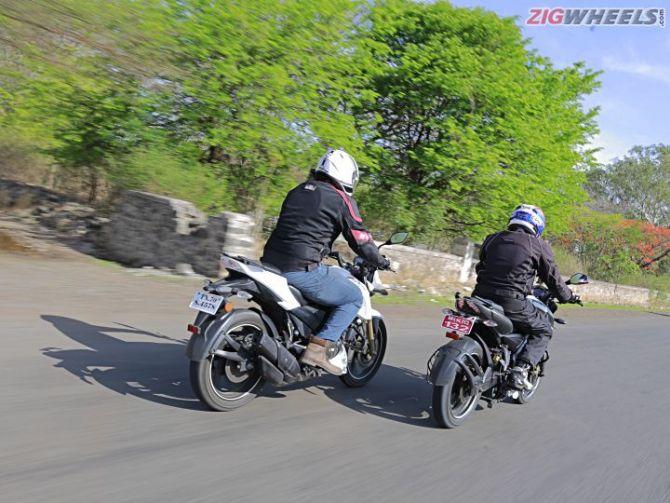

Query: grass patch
377 291 669 313
560 302 648 312
89 257 125 270
374 290 458 306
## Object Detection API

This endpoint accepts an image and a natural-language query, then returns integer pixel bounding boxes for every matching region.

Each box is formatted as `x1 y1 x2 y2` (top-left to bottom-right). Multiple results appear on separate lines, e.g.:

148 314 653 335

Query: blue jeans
283 265 363 342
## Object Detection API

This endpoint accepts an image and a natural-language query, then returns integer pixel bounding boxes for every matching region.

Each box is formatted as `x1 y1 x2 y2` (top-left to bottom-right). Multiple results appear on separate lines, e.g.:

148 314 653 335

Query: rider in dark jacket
473 204 578 389
262 149 389 375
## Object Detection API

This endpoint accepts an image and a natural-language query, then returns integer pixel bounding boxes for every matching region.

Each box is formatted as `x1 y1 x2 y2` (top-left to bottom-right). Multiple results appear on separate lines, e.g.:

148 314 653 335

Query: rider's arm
537 240 572 302
338 194 389 269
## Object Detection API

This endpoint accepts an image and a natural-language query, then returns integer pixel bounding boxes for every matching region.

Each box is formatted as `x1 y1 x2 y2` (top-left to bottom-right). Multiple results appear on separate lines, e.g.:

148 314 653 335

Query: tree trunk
88 167 98 203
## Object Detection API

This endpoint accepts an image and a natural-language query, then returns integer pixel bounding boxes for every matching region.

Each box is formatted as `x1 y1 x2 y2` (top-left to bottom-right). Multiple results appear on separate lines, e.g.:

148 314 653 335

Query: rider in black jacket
262 149 389 375
473 204 578 389
263 177 388 273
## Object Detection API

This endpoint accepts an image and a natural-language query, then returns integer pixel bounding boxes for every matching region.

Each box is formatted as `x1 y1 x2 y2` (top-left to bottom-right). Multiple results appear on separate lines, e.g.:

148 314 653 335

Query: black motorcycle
185 232 408 411
427 273 588 428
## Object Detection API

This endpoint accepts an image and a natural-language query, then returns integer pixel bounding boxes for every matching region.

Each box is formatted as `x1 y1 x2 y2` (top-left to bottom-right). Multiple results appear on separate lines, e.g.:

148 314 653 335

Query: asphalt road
2 255 669 503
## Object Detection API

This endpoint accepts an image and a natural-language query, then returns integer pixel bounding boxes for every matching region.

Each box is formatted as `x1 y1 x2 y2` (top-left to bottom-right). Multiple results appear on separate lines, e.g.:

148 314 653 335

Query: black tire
339 318 387 388
515 365 542 404
432 338 484 428
190 310 265 411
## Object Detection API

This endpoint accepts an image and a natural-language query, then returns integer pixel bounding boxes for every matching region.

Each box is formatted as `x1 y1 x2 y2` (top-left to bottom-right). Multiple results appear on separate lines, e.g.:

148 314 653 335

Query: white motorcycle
185 232 408 411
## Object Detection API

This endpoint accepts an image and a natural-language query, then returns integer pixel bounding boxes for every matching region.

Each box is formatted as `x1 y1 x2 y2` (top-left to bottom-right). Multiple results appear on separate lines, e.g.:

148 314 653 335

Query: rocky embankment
0 179 107 256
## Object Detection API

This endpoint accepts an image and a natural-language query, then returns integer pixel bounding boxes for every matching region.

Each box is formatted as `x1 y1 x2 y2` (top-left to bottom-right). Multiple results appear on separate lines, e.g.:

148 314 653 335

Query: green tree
353 0 600 242
587 144 670 227
1 0 602 239
165 0 365 214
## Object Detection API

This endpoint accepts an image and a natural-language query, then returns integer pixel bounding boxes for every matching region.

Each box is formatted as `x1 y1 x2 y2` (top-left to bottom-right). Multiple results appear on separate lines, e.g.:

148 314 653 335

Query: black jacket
473 227 572 302
262 177 387 272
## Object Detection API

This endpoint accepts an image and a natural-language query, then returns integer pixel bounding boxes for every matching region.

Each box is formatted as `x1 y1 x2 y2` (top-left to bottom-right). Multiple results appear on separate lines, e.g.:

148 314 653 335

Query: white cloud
590 131 651 164
602 56 670 84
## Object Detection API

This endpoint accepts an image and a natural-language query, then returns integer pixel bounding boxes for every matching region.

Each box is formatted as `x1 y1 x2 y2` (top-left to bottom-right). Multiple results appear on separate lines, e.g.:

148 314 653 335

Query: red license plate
441 314 475 335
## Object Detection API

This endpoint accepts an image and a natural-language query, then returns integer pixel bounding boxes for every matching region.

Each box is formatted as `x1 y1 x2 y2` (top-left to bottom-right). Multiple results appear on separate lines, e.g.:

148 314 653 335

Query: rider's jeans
283 265 363 342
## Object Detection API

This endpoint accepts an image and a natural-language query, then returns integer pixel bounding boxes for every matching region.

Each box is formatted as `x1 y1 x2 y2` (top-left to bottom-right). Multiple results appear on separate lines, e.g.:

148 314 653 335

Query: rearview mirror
380 232 409 248
567 273 589 285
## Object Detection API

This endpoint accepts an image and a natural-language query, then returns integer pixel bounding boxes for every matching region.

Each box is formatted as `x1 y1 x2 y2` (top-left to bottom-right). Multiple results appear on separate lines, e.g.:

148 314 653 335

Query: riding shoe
300 336 347 376
510 364 534 390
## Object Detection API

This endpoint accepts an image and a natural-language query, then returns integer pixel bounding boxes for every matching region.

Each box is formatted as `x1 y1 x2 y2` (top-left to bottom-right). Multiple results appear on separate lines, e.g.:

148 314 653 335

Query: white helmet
315 148 359 195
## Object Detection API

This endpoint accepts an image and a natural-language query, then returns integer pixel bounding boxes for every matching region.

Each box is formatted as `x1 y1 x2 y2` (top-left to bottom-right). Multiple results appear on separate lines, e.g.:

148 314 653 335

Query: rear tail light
445 331 461 340
187 324 200 335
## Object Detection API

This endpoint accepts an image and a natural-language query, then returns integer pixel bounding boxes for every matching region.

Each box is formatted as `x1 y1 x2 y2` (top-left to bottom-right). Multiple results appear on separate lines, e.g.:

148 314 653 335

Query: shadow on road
41 315 206 410
264 365 434 428
41 315 435 425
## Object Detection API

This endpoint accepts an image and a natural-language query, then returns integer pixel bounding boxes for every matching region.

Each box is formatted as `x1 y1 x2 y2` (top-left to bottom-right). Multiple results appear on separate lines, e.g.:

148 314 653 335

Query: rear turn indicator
187 324 200 335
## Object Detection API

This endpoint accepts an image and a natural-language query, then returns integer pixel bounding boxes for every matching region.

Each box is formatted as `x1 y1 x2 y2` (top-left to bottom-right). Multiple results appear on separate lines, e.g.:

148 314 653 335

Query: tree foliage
558 211 670 282
164 0 365 214
587 144 670 227
0 0 601 243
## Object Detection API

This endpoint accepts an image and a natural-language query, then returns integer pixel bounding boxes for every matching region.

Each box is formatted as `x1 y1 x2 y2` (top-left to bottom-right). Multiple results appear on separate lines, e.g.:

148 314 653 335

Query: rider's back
263 179 349 272
475 227 570 302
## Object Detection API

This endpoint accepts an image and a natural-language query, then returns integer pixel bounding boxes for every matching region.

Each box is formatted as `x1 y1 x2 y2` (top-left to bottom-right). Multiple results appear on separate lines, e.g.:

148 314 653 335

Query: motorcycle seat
223 253 284 275
465 296 514 335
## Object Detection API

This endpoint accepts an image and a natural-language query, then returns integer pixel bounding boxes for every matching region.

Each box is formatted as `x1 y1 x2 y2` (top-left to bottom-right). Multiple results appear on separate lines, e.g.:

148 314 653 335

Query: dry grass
0 230 33 254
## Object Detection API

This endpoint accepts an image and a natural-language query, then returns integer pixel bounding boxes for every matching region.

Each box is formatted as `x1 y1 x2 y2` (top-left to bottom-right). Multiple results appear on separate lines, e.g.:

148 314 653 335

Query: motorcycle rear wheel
432 340 483 428
190 310 265 411
339 319 387 388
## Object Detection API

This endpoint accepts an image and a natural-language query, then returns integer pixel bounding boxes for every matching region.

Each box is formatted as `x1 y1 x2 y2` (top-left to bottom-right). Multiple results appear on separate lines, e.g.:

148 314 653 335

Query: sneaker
510 364 534 390
300 336 347 376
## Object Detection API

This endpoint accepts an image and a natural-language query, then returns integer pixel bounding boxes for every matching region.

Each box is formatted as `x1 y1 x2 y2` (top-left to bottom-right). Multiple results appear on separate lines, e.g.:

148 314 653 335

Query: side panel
222 256 300 311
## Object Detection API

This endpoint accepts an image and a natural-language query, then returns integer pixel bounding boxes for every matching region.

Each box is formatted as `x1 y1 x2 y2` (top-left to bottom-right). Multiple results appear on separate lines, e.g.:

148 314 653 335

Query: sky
449 0 670 164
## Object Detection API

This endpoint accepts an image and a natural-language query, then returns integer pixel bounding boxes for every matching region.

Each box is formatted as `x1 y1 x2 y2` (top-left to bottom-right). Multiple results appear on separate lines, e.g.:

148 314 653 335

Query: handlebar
533 285 584 308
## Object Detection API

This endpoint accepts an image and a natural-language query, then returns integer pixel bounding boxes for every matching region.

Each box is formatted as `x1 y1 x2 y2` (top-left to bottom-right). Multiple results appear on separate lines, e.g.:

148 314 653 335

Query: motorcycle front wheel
190 310 265 411
339 319 387 388
432 340 483 428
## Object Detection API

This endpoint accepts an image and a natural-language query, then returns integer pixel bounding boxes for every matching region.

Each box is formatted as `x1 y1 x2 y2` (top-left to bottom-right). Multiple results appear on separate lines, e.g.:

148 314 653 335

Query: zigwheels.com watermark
526 7 665 26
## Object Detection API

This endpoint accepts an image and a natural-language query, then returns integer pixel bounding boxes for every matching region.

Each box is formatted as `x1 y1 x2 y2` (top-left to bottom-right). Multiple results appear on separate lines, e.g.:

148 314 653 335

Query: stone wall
96 189 657 307
570 280 653 307
96 191 254 277
376 243 471 290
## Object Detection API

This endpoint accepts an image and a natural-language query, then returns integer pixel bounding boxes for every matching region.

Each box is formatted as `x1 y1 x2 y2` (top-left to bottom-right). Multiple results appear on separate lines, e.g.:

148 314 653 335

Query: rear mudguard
428 337 484 387
186 311 237 361
185 309 278 362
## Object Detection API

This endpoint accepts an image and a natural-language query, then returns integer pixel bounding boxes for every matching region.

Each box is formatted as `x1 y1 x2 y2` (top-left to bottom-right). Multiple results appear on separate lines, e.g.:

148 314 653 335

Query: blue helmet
508 204 546 236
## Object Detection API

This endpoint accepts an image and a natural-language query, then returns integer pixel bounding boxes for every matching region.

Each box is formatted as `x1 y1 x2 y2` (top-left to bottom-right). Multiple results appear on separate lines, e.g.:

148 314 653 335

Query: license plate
441 314 475 335
189 291 225 315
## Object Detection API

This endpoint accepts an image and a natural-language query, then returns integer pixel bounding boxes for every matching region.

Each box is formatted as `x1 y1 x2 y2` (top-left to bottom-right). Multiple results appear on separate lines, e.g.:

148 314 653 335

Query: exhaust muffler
255 332 301 383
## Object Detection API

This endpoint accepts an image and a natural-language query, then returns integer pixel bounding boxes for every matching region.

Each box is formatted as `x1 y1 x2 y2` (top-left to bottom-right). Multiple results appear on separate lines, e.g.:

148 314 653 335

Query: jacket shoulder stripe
332 187 363 223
